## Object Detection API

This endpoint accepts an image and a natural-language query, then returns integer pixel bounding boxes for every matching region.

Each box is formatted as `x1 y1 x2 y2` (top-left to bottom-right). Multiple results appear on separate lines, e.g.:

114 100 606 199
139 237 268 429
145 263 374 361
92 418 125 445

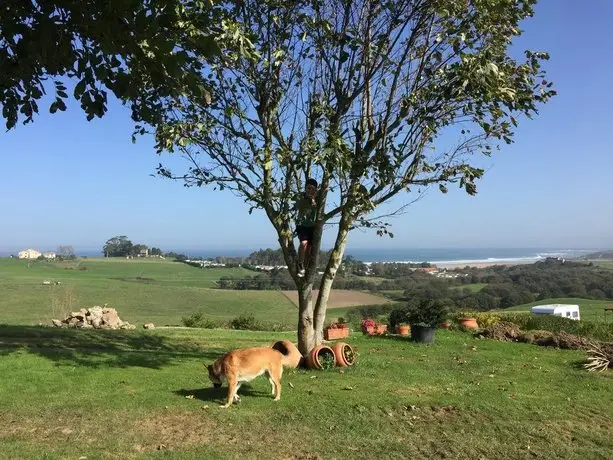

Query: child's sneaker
297 264 306 277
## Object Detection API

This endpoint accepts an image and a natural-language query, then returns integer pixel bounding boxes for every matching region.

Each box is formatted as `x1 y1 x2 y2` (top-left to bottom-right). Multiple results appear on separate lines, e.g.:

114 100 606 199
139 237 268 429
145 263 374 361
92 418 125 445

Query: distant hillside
582 250 613 260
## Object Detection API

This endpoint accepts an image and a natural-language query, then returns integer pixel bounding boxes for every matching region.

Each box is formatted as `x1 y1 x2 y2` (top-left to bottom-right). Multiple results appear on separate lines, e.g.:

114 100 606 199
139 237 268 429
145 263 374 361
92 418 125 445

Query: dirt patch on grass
282 289 394 309
134 411 220 452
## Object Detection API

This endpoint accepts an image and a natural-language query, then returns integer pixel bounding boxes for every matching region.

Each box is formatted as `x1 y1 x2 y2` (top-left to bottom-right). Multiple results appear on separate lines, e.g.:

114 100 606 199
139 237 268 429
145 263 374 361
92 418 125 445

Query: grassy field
0 258 297 327
590 260 613 270
1 326 612 459
503 297 613 323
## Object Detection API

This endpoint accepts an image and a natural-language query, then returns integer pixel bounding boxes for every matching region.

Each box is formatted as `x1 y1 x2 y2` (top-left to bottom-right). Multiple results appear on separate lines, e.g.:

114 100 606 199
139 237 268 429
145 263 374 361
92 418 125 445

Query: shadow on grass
0 324 221 369
174 384 270 404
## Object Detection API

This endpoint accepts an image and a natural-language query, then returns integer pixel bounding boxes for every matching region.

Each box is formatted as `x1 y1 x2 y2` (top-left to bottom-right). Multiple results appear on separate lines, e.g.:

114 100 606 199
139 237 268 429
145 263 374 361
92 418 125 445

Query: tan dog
207 344 298 408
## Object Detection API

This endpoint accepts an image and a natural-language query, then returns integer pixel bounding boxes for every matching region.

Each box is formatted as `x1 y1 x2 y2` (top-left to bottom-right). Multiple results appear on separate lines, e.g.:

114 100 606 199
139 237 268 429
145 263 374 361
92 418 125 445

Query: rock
88 306 103 319
53 306 133 330
101 308 120 328
143 322 155 329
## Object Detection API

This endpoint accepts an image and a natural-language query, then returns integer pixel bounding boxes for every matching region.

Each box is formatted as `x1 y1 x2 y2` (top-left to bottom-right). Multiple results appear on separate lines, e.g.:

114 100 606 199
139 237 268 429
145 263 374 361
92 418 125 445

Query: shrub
182 312 224 329
404 299 450 328
454 311 503 328
456 311 613 342
229 313 262 330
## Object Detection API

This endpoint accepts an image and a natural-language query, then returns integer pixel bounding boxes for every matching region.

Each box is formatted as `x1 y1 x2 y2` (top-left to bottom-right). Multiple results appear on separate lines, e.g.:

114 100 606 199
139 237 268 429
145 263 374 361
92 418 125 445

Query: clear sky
1 1 611 255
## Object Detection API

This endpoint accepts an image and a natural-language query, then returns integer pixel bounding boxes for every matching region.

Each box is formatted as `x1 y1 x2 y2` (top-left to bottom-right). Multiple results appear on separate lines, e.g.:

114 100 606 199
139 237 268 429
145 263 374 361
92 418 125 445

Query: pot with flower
305 344 337 370
375 322 388 335
324 318 350 340
389 308 410 336
332 342 356 367
361 318 376 335
405 299 451 344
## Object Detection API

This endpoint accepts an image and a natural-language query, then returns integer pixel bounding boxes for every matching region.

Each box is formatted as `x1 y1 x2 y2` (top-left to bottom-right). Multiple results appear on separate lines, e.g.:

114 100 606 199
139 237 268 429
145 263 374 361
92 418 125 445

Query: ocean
1 247 596 265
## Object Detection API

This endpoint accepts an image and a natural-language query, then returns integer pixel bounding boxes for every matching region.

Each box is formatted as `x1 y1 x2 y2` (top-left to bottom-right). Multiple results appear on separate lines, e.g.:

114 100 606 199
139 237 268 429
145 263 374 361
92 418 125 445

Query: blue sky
1 1 611 255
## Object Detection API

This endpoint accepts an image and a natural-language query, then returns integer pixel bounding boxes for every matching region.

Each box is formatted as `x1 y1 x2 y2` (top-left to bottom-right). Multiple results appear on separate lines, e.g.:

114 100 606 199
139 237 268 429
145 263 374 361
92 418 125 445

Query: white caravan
530 304 580 321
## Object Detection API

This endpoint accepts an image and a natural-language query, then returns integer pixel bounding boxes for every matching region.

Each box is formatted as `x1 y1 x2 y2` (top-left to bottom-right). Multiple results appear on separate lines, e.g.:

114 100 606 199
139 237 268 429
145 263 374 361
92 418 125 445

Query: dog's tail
272 340 303 369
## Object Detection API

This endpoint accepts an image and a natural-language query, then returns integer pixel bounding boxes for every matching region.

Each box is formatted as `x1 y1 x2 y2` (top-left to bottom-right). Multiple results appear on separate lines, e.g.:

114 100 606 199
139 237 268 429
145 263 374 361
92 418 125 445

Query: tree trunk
297 283 315 355
312 218 351 343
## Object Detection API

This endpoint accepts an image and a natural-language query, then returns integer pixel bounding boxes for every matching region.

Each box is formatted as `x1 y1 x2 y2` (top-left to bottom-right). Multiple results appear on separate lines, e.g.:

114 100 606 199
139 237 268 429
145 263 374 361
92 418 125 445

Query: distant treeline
401 259 613 311
215 259 613 311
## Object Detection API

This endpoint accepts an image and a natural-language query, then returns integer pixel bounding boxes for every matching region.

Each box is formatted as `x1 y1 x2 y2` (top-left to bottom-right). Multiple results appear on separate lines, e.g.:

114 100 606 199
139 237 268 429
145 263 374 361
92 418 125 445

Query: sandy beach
435 259 541 270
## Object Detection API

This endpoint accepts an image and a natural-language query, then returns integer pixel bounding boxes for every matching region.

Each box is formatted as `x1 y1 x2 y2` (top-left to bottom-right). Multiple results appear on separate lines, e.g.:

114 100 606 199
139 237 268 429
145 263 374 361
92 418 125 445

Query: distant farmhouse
17 248 56 259
18 248 41 259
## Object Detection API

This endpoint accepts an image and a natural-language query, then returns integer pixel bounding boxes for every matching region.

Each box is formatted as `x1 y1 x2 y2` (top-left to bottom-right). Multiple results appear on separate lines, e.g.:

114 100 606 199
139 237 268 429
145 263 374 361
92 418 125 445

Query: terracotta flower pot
375 324 388 335
458 317 479 330
396 324 410 336
324 327 349 340
332 342 356 367
439 321 452 329
363 325 376 335
305 345 336 370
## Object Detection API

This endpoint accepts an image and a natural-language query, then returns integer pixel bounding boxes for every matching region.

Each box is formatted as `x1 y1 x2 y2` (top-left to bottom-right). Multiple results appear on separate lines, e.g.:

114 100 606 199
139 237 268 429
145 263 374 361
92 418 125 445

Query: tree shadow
0 324 220 369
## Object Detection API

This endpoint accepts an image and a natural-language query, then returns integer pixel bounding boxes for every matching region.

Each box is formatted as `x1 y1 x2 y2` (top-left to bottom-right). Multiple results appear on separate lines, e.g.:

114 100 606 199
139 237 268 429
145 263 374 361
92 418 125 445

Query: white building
18 248 42 259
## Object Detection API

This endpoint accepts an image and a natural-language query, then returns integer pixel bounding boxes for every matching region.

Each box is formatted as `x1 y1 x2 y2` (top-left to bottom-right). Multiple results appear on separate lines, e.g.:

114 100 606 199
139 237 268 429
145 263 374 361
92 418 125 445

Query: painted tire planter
458 317 479 330
411 325 436 344
306 345 336 370
332 342 356 367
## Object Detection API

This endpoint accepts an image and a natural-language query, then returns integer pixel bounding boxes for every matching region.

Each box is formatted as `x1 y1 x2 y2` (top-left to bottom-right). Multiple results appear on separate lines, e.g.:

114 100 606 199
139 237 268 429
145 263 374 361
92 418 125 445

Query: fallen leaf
61 428 73 435
201 405 209 409
310 375 317 379
185 394 194 399
343 386 354 390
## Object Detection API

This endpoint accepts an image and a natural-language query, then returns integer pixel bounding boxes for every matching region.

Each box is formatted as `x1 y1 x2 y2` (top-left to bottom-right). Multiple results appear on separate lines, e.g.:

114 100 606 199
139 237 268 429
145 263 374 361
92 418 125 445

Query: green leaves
0 0 233 130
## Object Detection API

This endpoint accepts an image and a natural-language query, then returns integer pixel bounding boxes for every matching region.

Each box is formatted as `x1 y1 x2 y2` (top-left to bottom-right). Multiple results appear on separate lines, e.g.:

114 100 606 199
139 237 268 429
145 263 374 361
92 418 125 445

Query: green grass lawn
503 297 613 323
1 326 612 459
0 258 297 326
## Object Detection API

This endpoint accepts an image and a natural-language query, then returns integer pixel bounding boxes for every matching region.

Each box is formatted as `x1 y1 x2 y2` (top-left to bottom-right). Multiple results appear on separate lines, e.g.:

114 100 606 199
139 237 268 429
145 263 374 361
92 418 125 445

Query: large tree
151 0 555 354
103 236 133 258
0 0 255 130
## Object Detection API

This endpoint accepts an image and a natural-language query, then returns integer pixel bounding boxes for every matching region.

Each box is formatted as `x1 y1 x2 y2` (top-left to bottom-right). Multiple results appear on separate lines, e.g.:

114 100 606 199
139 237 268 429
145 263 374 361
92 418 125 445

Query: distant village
14 248 57 260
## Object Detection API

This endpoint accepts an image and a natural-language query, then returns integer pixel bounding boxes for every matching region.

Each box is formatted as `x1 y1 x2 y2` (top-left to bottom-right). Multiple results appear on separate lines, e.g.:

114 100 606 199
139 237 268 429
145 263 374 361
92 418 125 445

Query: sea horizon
0 246 599 265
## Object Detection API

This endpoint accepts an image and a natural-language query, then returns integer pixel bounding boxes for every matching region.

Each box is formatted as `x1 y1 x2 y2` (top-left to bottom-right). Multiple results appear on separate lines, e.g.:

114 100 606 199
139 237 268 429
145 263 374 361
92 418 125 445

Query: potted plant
375 322 388 335
332 342 356 367
324 318 350 340
361 318 376 335
305 345 336 370
458 317 479 330
395 323 411 336
405 300 451 344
